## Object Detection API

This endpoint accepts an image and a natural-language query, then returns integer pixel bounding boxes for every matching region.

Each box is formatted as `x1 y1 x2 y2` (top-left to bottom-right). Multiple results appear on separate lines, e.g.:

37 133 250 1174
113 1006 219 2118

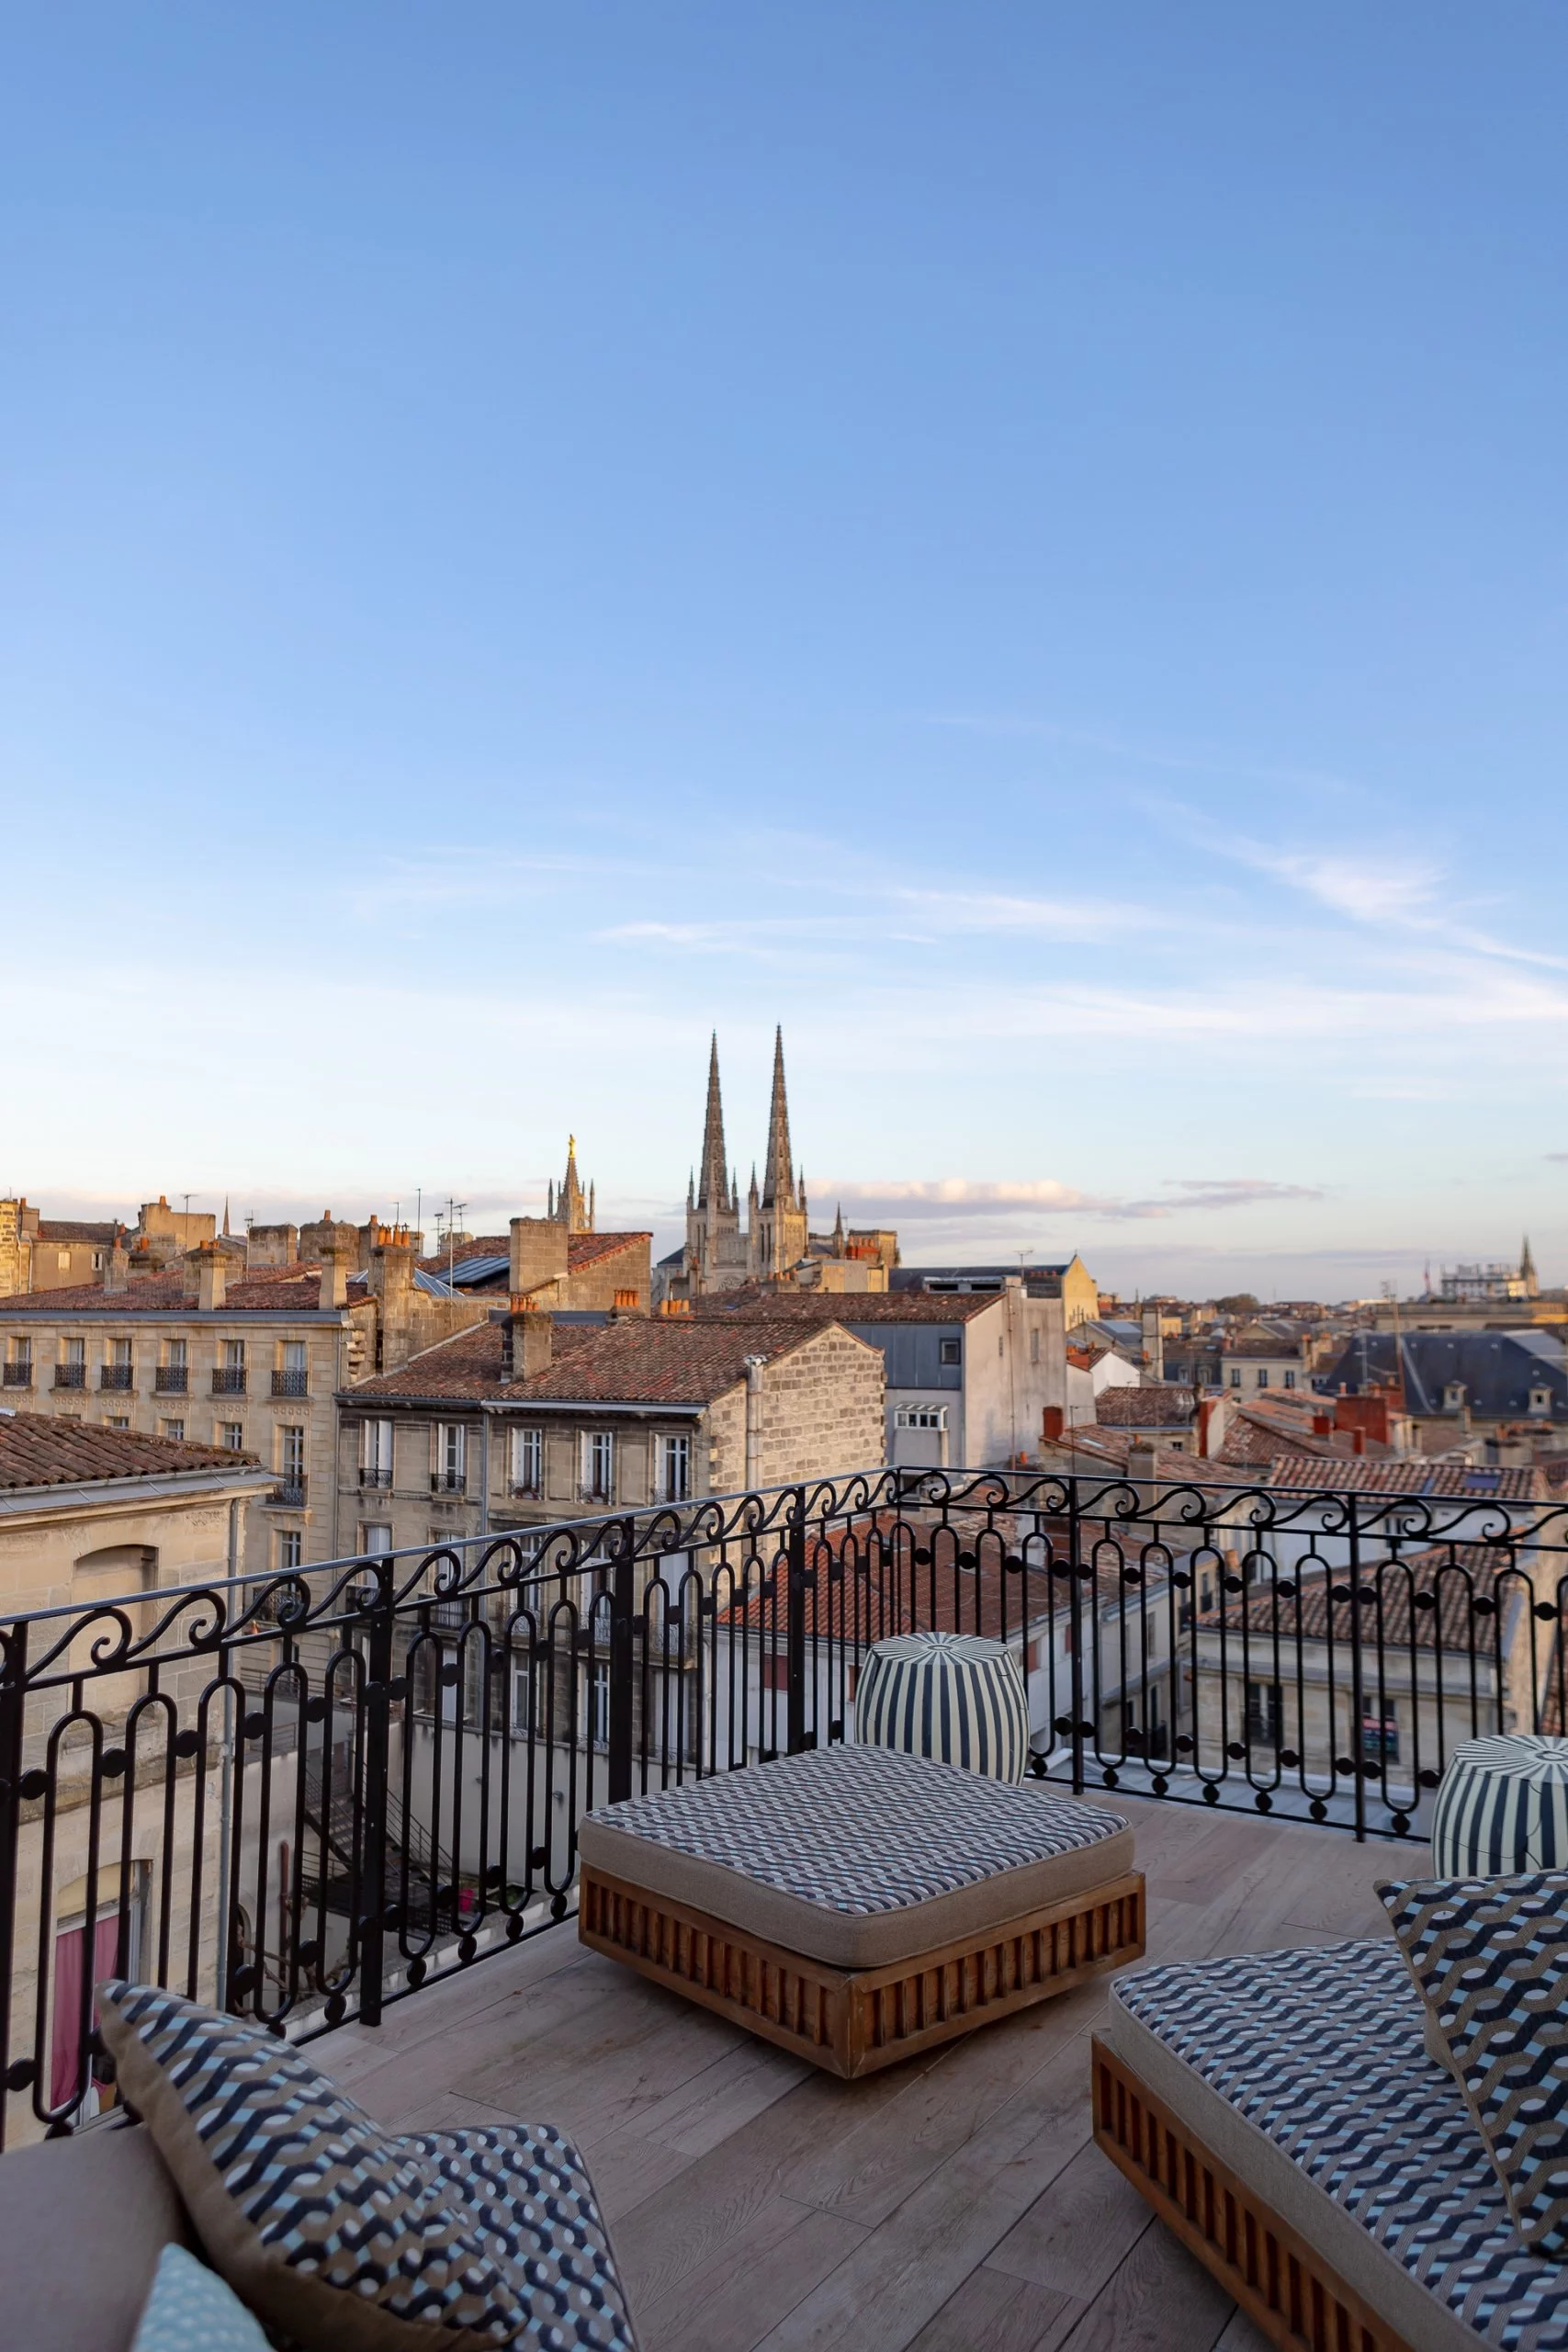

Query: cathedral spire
761 1027 795 1210
697 1032 728 1210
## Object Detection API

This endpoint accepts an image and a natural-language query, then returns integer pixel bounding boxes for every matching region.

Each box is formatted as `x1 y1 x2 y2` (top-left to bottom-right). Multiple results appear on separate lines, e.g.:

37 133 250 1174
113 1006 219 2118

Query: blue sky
4 5 1566 1298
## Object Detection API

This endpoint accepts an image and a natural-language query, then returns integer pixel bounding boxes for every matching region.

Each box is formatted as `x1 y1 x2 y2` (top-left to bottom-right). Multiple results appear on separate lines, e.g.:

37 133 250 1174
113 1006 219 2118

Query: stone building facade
334 1310 886 1558
0 1235 485 1577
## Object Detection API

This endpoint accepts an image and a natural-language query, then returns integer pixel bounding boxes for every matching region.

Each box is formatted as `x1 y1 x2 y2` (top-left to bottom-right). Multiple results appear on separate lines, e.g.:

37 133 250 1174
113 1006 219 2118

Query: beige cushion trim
1104 1985 1475 2352
578 1808 1135 1969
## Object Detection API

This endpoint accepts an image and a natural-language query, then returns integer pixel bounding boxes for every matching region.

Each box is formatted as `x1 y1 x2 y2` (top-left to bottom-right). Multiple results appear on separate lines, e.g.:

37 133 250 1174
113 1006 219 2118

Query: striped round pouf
1430 1732 1568 1877
854 1630 1030 1783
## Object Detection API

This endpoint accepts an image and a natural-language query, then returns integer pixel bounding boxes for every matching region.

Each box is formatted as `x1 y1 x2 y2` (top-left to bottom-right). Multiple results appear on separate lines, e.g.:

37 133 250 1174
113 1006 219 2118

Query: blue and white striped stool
854 1630 1030 1783
1430 1732 1568 1876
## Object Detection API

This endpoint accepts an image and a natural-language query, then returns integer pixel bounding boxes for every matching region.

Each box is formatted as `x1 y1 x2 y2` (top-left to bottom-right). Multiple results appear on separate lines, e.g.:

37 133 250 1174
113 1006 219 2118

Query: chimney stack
504 1302 553 1381
510 1217 569 1303
319 1237 352 1310
103 1226 130 1295
189 1241 226 1312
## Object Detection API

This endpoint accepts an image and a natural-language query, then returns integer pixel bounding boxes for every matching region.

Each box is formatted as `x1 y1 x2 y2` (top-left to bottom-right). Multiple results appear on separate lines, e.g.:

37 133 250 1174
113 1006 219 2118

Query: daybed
1093 1936 1568 2352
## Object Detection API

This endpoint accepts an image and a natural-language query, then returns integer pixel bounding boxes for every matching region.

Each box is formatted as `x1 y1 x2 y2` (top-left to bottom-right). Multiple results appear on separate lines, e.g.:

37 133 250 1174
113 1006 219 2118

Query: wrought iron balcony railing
358 1465 392 1488
98 1365 134 1391
272 1476 307 1507
52 1363 85 1389
272 1369 309 1397
2 1362 32 1387
212 1367 247 1396
153 1366 187 1394
430 1470 466 1493
6 1462 1567 2144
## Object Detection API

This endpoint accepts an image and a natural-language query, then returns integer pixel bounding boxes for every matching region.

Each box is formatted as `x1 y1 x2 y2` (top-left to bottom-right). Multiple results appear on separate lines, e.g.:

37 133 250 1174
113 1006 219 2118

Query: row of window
357 1419 692 1504
5 1337 310 1391
1227 1366 1298 1389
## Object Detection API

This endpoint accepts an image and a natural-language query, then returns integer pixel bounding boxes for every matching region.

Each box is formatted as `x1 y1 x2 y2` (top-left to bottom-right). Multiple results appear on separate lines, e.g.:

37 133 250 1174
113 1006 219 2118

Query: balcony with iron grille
2 1361 32 1388
272 1367 309 1396
429 1469 466 1493
212 1365 247 1396
51 1363 85 1390
98 1363 133 1391
6 1464 1542 2345
271 1476 307 1507
358 1464 392 1487
152 1364 187 1394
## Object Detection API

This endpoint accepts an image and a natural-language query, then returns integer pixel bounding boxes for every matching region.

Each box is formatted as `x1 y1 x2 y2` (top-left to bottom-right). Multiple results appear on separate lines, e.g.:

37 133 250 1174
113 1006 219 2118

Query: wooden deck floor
314 1793 1424 2352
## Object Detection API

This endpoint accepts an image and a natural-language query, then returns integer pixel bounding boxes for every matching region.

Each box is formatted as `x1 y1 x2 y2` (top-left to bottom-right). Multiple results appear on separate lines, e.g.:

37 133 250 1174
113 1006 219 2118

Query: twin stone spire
682 1029 808 1291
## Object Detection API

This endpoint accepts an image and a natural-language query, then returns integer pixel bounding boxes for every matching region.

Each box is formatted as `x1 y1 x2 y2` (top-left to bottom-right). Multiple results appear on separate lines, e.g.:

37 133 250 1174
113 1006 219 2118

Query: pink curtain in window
50 1915 120 2111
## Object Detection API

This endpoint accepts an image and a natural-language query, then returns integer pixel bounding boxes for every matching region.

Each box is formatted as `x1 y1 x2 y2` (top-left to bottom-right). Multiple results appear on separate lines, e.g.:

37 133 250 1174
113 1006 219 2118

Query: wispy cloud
823 1176 1323 1225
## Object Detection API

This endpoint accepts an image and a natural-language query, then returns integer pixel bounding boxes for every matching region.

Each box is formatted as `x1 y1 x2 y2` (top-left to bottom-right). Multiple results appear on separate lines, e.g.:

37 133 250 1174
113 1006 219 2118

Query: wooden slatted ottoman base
1091 2036 1416 2352
579 1865 1145 2078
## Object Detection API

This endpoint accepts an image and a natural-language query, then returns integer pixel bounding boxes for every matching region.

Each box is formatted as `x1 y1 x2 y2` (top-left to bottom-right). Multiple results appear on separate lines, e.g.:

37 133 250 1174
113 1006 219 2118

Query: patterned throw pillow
132 2245 273 2352
97 1982 640 2351
1378 1871 1568 2256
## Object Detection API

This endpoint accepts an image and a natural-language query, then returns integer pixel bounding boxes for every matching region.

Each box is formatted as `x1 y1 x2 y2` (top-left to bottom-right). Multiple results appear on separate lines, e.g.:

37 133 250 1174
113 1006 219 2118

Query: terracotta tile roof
567 1231 651 1271
1213 1407 1385 1467
346 1315 870 1407
35 1219 118 1246
690 1287 998 1325
0 1267 368 1316
1196 1547 1526 1650
0 1411 261 1490
1096 1385 1197 1428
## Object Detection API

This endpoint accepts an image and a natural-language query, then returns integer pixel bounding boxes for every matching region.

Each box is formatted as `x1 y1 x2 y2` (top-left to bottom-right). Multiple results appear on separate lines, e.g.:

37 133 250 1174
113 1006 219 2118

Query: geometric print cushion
591 1743 1125 1917
854 1630 1031 1782
1378 1872 1568 2258
131 2245 273 2352
98 1982 640 2351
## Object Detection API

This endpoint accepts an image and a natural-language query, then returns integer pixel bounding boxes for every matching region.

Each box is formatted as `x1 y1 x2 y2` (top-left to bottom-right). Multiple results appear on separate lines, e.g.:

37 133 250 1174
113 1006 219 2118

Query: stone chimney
103 1227 130 1295
510 1217 569 1303
369 1228 416 1371
187 1241 227 1312
318 1231 355 1311
503 1303 553 1382
1141 1306 1165 1382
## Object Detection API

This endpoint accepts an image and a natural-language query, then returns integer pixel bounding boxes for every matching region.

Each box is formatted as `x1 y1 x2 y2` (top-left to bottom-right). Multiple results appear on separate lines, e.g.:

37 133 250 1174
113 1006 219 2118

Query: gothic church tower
747 1028 809 1281
683 1035 747 1290
547 1137 595 1235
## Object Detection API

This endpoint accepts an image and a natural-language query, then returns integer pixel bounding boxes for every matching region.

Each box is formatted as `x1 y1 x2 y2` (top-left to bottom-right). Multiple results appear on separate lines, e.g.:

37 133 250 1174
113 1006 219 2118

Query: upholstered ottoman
1431 1730 1568 1876
1092 1939 1568 2352
577 1746 1142 2077
855 1629 1031 1781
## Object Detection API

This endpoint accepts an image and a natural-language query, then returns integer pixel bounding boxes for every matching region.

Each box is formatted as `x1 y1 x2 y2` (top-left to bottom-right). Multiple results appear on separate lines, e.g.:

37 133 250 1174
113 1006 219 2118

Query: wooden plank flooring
313 1792 1419 2352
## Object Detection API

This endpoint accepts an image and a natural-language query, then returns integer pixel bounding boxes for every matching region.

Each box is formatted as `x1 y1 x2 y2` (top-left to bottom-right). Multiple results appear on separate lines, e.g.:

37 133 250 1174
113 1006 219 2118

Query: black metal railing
430 1471 465 1494
272 1477 307 1507
358 1466 392 1488
99 1365 134 1392
51 1363 85 1390
2 1363 32 1388
153 1366 187 1395
272 1369 309 1397
212 1367 247 1396
4 1463 1565 2145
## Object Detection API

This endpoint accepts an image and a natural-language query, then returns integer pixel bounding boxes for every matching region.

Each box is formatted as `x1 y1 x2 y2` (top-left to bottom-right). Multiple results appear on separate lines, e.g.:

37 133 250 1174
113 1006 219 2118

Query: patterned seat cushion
1380 1871 1568 2259
578 1744 1133 1968
98 1983 640 2352
1109 1939 1568 2352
